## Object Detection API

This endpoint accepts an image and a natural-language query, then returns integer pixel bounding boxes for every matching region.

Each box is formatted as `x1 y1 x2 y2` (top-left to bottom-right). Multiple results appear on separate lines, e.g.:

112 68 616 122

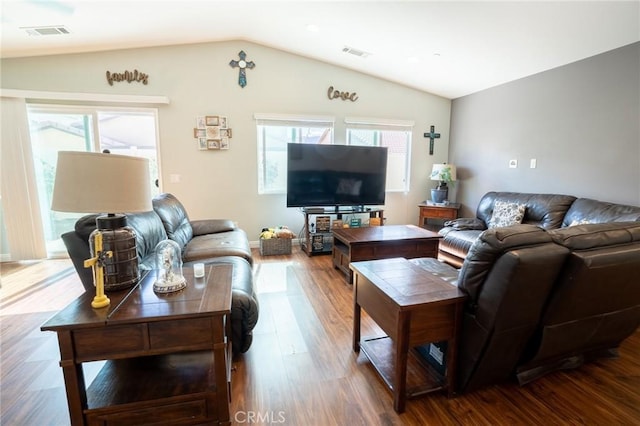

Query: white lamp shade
430 163 457 181
51 151 153 213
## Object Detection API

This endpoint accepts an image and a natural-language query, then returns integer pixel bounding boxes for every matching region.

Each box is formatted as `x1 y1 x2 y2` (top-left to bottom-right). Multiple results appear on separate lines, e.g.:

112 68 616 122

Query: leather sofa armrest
458 224 556 304
443 217 486 231
61 230 95 293
231 288 259 355
190 219 237 236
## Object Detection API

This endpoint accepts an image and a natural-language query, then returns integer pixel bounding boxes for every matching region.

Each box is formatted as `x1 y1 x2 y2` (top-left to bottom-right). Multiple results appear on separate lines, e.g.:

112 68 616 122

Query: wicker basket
259 238 292 256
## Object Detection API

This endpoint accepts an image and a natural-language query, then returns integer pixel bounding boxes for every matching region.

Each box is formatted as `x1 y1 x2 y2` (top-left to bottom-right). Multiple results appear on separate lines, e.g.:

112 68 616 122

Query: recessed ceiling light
306 24 319 32
408 56 420 64
21 25 71 36
342 46 371 58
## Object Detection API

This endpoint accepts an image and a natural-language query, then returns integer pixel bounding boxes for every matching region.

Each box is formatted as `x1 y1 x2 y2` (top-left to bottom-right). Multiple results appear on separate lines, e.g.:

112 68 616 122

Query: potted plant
430 164 456 204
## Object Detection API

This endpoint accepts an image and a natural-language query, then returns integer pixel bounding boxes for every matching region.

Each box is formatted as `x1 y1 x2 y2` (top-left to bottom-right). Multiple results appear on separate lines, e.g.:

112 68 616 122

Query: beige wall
1 40 451 242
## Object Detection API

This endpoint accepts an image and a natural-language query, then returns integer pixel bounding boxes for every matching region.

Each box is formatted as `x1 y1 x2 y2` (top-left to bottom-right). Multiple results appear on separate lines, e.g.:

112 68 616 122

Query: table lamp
430 163 456 204
51 151 152 308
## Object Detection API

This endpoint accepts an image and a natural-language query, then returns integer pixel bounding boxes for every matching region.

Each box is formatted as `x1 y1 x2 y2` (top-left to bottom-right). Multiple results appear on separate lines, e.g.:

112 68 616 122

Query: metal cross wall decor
229 50 255 88
424 125 441 155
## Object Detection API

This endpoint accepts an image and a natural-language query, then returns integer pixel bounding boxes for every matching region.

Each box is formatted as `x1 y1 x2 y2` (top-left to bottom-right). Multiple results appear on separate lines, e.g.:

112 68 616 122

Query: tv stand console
300 207 384 256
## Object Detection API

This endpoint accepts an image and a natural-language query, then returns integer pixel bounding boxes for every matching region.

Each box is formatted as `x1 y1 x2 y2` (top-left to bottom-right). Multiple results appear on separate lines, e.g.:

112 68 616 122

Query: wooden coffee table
41 265 232 426
351 257 466 413
332 224 442 282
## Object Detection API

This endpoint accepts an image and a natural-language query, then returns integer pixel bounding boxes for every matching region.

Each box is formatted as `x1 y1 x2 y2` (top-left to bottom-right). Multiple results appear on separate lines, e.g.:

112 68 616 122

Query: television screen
286 143 388 208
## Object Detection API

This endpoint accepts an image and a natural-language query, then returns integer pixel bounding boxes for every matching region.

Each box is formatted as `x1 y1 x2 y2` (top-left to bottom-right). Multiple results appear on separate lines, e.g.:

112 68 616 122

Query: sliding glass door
27 105 160 257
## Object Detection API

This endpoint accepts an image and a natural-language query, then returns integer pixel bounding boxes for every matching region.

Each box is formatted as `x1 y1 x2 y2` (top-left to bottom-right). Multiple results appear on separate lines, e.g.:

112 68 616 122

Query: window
345 117 414 192
255 114 334 194
27 105 160 256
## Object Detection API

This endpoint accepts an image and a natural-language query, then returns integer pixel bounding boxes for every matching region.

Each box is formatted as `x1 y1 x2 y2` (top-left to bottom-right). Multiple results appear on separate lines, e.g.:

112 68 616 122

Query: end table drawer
422 207 456 219
73 317 215 359
74 325 146 359
409 304 457 344
149 317 214 350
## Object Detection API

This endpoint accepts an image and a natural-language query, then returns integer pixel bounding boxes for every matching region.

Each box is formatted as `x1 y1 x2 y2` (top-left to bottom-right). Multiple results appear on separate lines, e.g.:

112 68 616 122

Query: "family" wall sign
106 69 149 86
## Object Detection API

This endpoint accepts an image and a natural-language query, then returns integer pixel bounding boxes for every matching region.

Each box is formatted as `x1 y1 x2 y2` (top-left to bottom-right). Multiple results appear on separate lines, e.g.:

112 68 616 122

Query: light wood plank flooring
1 249 639 425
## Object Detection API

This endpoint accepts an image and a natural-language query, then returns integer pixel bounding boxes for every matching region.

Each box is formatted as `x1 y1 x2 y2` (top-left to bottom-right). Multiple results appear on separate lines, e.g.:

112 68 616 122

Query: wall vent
22 26 71 36
342 46 371 58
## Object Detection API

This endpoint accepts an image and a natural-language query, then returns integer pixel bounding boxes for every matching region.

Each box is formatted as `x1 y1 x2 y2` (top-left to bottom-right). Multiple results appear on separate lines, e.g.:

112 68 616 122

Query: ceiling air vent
22 26 71 36
342 46 371 58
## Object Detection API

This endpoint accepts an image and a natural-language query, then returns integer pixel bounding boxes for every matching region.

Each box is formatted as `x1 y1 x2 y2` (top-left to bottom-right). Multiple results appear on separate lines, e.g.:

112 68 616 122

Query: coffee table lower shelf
85 351 222 425
360 336 445 398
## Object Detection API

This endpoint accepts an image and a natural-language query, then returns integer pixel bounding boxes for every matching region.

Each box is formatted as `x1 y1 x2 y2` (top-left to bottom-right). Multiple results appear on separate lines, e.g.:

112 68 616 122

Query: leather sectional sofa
62 193 259 356
517 222 640 384
438 192 640 267
409 192 640 393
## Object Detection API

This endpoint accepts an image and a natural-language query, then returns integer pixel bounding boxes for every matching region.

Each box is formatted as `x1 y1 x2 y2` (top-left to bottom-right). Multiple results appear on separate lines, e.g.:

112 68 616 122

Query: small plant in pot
430 164 456 204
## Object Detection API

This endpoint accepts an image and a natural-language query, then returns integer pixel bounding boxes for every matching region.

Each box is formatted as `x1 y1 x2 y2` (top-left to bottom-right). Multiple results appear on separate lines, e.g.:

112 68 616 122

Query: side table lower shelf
360 336 445 398
85 351 221 425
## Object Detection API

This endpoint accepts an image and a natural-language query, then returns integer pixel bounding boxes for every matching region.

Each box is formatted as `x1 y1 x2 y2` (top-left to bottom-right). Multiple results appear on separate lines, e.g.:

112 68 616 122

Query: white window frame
1 89 166 261
27 103 161 257
255 113 335 195
344 117 414 192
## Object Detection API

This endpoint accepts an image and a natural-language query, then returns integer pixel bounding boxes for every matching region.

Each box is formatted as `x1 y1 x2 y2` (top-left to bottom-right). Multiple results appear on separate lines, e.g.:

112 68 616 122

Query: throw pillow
488 201 526 228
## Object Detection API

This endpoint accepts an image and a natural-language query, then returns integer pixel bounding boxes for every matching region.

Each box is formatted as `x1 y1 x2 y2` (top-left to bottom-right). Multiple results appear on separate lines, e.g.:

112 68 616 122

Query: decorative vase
431 188 448 204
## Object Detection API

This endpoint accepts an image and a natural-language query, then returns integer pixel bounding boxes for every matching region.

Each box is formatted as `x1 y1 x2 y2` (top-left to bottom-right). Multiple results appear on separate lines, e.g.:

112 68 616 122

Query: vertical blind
0 97 47 260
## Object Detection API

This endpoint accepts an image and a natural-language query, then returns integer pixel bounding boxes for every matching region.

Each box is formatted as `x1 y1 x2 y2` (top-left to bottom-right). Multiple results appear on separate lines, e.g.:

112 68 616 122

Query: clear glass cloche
153 239 187 293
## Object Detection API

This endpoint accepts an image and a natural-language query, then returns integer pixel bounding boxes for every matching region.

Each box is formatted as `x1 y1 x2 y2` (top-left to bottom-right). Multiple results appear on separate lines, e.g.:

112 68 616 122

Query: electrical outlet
509 159 518 168
169 174 181 183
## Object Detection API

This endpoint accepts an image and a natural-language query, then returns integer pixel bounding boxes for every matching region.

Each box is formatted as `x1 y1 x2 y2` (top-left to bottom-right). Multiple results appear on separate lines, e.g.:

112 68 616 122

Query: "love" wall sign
327 86 358 102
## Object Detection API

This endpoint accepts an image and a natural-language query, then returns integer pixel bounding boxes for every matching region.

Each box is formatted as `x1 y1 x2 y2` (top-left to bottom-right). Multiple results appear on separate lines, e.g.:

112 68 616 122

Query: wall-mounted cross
229 50 255 88
424 125 441 155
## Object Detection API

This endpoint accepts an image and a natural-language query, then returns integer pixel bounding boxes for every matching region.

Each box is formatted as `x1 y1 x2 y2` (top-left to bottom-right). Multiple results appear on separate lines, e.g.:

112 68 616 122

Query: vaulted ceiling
2 1 638 99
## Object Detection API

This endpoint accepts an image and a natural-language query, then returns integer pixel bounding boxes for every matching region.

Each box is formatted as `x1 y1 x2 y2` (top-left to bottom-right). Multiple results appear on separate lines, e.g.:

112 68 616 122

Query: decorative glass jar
90 215 139 291
153 239 186 293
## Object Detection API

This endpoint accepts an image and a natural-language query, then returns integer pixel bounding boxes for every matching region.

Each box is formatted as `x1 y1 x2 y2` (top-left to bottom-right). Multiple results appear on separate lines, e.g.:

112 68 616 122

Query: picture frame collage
194 115 232 150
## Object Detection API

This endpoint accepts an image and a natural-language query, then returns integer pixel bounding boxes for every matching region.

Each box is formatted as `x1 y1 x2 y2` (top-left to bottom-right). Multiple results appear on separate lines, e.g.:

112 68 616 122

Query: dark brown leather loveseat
438 192 640 267
62 193 259 356
411 220 640 393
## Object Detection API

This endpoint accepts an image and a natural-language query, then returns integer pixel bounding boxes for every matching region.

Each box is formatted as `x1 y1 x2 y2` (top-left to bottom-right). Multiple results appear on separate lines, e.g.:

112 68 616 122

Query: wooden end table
418 202 460 230
332 224 442 283
41 265 232 426
351 257 466 413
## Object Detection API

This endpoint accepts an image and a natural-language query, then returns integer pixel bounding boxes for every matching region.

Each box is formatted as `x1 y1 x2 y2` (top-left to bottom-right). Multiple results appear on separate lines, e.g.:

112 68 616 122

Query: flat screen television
286 143 388 208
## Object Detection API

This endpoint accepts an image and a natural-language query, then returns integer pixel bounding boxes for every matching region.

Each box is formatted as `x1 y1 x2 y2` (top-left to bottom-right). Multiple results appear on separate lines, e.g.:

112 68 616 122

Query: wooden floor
1 249 639 425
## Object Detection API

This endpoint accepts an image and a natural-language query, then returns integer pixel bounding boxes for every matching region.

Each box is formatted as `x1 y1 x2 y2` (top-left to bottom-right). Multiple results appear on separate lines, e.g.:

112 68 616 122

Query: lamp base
431 188 448 204
91 214 139 291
